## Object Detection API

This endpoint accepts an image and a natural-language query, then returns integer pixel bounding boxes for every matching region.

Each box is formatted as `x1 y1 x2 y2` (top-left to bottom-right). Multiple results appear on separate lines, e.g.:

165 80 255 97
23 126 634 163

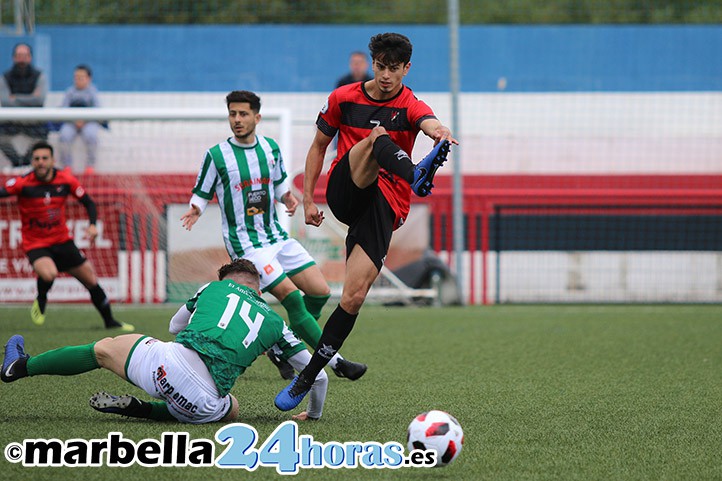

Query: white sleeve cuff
169 305 192 334
274 180 291 203
189 194 209 215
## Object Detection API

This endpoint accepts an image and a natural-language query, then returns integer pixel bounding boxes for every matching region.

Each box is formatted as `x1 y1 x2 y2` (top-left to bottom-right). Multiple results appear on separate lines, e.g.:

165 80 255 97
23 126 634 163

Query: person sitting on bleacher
0 43 48 169
58 64 102 175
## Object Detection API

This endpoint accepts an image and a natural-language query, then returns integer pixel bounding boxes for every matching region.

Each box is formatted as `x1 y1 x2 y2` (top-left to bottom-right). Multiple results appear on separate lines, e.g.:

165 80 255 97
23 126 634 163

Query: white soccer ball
406 409 464 467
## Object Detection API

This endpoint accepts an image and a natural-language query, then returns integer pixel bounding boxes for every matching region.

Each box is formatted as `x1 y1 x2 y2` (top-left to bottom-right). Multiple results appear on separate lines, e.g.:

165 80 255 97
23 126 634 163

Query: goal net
0 103 291 304
0 101 437 305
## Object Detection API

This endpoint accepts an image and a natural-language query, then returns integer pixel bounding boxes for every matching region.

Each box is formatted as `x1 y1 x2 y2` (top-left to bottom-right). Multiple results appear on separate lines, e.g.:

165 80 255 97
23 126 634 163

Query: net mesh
0 1 720 304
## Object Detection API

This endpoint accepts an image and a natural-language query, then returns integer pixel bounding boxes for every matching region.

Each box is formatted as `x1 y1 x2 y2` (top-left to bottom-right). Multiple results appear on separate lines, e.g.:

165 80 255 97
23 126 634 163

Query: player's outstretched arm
420 118 459 146
85 223 98 243
304 202 324 228
180 205 201 231
78 194 99 242
303 129 332 227
281 191 299 216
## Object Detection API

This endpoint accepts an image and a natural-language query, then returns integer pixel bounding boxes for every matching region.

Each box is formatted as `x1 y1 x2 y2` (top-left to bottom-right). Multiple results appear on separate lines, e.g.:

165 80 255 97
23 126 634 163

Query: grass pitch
1 303 721 480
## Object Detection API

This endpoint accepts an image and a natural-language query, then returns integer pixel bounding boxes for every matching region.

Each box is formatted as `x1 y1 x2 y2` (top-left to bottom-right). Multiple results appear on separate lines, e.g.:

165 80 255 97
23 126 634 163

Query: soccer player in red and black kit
276 32 458 410
0 141 133 331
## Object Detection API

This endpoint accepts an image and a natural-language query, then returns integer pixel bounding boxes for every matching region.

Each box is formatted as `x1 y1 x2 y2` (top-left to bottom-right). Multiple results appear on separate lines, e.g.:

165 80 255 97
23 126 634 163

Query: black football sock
128 400 175 421
36 278 54 314
372 134 415 184
299 304 358 382
88 284 116 326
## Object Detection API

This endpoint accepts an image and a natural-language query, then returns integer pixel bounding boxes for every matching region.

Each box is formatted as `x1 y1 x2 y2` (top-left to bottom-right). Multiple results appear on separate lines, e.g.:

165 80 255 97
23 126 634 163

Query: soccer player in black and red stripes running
0 141 133 331
276 32 458 410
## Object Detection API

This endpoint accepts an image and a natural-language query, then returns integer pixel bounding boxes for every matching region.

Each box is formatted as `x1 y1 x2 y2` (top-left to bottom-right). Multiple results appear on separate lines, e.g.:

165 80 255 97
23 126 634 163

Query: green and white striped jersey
176 279 287 396
191 136 290 257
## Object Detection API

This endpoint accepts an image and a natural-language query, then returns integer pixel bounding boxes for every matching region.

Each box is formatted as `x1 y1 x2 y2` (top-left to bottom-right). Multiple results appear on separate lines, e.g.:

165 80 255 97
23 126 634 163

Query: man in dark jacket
0 43 48 167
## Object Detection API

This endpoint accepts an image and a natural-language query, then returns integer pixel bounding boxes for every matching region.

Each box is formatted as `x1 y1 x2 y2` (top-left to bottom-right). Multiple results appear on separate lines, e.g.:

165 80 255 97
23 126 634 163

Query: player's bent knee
341 290 368 313
271 279 297 301
93 337 115 365
37 270 58 282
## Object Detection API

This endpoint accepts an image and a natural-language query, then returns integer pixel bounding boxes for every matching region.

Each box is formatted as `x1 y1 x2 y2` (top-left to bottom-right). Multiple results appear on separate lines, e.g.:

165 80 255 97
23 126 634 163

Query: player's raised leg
370 129 451 197
409 139 451 197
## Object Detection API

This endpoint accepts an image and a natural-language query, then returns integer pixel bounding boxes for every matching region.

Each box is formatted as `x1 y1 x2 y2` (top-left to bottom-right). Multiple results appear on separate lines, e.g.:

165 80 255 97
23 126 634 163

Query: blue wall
0 25 719 92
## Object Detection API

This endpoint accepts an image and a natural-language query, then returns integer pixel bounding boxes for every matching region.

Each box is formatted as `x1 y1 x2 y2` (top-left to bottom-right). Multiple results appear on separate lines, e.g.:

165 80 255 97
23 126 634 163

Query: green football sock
282 290 322 347
303 293 331 321
27 342 100 376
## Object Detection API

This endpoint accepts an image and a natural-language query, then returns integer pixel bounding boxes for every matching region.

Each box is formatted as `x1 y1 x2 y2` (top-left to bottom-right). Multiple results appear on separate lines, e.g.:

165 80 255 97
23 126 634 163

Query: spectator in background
59 64 102 175
332 51 373 151
335 51 372 88
0 43 48 168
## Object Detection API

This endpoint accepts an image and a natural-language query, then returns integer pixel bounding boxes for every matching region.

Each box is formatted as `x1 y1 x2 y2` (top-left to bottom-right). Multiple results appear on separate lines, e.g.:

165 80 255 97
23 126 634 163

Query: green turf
1 303 722 480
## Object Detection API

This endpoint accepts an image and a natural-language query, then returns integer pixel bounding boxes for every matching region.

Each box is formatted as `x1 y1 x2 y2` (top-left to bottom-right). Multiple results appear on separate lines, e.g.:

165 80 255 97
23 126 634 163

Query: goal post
0 106 292 304
0 107 293 176
0 106 438 305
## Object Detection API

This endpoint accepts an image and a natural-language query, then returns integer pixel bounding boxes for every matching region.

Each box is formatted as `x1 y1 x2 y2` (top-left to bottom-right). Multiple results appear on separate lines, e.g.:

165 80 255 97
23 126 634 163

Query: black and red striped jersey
317 82 436 227
4 168 86 252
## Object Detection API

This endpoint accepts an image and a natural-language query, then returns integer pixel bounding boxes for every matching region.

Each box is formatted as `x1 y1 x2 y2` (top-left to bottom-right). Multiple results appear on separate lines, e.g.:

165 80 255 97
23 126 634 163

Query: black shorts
26 240 87 272
326 152 395 272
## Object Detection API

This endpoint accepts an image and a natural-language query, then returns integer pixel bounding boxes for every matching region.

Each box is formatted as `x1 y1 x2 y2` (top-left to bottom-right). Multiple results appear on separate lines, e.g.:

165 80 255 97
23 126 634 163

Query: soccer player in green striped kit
2 258 328 423
181 90 366 382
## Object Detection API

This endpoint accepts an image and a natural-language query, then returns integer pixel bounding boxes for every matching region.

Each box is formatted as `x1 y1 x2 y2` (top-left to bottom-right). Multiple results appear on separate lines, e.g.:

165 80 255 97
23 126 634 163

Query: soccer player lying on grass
1 258 327 424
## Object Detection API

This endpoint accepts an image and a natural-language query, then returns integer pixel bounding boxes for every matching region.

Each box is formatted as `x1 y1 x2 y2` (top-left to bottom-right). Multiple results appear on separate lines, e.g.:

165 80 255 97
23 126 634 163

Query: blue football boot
1 335 29 383
410 140 451 197
274 375 312 411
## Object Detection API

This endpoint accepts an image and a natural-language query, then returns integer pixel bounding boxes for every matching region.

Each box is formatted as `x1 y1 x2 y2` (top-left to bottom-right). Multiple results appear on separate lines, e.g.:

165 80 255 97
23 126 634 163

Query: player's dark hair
226 90 261 113
368 33 412 66
75 64 92 77
217 258 260 281
31 140 53 156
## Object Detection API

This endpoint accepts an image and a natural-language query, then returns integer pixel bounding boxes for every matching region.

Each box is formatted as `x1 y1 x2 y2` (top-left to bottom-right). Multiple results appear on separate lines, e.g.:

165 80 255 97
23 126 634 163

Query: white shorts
244 238 316 292
125 336 232 424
